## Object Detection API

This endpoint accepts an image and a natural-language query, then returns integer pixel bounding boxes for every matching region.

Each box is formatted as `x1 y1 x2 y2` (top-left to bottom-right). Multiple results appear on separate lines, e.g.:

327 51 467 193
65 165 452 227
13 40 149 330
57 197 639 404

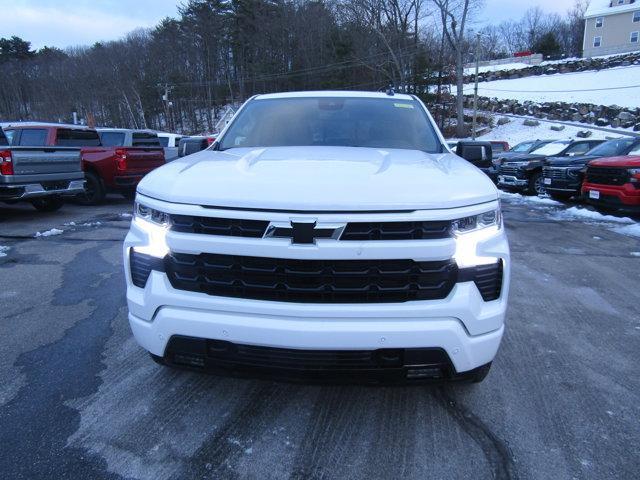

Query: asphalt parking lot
0 195 638 480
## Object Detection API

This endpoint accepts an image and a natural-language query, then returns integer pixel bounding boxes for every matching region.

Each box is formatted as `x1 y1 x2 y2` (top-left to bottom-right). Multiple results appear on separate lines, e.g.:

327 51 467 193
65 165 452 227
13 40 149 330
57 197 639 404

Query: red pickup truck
3 125 166 205
582 156 640 214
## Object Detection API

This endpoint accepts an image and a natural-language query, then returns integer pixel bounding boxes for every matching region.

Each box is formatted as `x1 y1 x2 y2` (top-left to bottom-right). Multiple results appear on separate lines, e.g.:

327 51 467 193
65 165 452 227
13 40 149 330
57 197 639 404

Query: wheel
468 362 492 383
549 191 573 201
528 171 545 196
76 171 106 205
30 196 64 212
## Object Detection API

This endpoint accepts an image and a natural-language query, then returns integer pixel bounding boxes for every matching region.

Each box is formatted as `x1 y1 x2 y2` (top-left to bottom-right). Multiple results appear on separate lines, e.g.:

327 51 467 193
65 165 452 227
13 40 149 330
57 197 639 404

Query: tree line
0 0 586 136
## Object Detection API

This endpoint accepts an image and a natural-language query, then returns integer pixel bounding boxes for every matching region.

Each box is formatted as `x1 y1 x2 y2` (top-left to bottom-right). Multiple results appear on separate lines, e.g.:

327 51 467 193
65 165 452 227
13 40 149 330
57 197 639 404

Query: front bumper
542 179 581 193
497 175 528 189
124 197 510 378
0 179 85 201
582 183 640 212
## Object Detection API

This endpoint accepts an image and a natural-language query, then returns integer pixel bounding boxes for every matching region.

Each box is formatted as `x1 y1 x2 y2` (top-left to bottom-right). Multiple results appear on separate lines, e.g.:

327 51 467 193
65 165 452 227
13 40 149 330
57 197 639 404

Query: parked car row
0 123 217 212
467 136 640 215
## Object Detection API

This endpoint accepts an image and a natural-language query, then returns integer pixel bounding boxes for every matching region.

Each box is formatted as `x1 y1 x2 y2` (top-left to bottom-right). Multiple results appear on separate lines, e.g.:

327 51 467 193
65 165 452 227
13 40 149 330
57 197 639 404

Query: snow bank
35 228 64 237
551 207 634 224
0 246 9 257
463 65 640 109
499 191 561 206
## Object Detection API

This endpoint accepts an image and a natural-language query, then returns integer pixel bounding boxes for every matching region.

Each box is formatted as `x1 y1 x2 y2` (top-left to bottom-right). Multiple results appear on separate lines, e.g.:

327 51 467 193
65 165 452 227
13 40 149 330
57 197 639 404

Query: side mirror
456 141 493 167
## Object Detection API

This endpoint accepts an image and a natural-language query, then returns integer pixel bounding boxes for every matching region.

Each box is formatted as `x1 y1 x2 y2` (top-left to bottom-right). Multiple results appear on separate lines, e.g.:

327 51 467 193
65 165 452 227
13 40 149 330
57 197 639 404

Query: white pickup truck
124 91 510 384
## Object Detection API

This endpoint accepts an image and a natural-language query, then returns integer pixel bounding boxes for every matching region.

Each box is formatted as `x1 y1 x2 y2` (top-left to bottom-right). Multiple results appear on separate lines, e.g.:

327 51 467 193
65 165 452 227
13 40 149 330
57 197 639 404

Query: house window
634 11 640 23
595 17 603 28
593 36 602 47
632 31 639 43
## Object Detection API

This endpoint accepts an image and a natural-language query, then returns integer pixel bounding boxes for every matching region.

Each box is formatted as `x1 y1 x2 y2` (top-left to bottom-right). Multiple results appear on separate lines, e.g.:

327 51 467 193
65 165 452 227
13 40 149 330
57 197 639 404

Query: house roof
585 1 640 19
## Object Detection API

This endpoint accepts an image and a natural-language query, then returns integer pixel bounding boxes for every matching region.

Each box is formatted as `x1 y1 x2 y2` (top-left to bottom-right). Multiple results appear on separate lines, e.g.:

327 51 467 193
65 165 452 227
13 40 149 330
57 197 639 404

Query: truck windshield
530 141 570 156
586 138 636 157
511 141 535 153
219 97 443 153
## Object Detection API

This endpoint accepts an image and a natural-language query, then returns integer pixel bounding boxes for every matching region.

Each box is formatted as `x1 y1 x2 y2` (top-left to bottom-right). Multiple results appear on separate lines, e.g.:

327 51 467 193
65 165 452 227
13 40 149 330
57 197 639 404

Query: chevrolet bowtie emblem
265 220 345 244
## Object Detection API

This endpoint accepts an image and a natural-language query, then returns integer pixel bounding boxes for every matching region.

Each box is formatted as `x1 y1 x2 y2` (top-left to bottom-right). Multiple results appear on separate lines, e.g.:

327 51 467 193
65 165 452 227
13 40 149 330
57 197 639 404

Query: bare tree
432 0 482 137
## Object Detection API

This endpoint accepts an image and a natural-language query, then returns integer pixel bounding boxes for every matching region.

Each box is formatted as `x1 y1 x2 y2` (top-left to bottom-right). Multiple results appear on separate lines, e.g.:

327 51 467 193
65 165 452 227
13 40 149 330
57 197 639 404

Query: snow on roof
585 0 640 18
255 90 415 100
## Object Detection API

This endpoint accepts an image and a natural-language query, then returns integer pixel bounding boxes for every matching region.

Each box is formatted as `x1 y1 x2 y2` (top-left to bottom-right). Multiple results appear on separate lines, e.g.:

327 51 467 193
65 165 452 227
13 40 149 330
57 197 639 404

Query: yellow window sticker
393 103 414 109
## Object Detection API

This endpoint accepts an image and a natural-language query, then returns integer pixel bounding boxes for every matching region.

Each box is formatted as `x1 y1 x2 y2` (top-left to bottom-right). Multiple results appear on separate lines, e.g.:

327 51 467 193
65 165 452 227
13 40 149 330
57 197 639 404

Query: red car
582 156 640 213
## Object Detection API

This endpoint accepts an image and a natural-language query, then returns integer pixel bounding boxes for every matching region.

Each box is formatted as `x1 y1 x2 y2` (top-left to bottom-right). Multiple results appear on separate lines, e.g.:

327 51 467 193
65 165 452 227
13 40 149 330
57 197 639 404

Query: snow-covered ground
462 65 640 108
499 191 640 239
453 116 618 146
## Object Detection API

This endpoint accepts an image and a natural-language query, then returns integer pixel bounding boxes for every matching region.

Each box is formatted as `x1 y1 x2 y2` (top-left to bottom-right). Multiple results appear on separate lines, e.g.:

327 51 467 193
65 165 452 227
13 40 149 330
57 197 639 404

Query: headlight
134 202 170 226
453 208 502 268
452 208 501 235
132 202 170 258
567 168 581 178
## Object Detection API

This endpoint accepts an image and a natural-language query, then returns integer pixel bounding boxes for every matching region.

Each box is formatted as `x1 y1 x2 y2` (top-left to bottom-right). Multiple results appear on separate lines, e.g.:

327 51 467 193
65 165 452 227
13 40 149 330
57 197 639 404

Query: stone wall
464 96 640 131
463 52 640 84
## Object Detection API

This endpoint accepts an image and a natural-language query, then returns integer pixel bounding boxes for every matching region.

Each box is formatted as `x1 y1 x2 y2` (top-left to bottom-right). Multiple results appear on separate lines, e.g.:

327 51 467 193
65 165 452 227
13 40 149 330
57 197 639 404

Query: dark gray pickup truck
0 126 85 211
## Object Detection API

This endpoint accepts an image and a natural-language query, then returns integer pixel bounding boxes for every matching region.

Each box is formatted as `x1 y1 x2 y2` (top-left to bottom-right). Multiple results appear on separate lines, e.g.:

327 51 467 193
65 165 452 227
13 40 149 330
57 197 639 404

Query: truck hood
495 151 536 161
137 146 498 211
544 155 598 167
589 155 640 167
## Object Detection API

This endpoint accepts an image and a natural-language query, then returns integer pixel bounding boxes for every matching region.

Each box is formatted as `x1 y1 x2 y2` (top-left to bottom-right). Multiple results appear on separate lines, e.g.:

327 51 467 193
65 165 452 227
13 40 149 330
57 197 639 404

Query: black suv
497 139 604 195
542 137 640 200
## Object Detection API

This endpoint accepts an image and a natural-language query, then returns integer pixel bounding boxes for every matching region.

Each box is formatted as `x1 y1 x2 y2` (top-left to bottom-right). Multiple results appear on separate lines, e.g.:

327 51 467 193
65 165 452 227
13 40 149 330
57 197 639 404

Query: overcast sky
2 0 577 50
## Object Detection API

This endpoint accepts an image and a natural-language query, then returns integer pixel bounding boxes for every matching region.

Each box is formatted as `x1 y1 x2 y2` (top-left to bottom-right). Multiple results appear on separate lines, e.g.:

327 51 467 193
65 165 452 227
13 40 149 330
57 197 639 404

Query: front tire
30 196 64 212
528 171 545 196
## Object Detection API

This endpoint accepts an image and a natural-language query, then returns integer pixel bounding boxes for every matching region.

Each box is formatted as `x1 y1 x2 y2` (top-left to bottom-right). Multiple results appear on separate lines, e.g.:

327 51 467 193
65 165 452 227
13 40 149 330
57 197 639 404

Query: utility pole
472 32 480 140
161 84 174 132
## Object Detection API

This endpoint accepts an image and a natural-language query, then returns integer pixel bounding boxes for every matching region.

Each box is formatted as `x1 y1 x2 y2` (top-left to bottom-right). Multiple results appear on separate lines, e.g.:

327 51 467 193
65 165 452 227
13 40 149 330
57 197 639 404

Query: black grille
170 215 452 241
164 253 458 303
585 167 630 186
171 215 268 238
543 167 567 180
341 221 451 240
167 336 452 372
460 261 503 302
129 250 165 287
499 165 523 177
